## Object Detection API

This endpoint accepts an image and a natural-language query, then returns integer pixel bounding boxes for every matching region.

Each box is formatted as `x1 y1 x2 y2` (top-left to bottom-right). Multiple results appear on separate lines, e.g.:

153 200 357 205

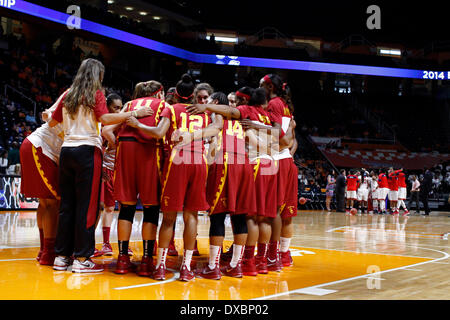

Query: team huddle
344 167 409 216
19 58 299 282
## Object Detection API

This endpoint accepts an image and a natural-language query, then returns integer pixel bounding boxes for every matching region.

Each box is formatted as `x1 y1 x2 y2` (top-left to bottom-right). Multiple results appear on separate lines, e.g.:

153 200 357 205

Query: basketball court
1 210 448 300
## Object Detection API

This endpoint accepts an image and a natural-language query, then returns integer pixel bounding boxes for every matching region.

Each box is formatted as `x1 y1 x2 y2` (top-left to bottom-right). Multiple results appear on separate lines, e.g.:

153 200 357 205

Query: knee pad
143 205 160 225
231 214 248 235
209 213 226 237
118 204 136 223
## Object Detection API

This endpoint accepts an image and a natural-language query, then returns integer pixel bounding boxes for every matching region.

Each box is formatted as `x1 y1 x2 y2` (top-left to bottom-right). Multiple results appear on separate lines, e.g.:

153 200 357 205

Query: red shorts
19 138 59 199
253 158 278 218
277 158 298 218
100 167 115 208
114 140 160 205
207 153 256 215
160 150 209 212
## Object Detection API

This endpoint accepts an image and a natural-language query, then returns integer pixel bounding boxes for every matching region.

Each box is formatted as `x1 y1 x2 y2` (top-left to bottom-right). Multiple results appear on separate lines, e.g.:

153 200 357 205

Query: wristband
132 111 138 117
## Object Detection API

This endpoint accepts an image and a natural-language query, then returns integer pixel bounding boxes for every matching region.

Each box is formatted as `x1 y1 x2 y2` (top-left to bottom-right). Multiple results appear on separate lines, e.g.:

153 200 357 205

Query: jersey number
180 113 204 132
225 121 244 139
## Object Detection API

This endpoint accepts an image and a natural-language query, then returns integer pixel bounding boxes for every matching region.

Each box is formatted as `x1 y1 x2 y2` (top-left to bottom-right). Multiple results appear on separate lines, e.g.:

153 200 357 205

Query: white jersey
27 96 65 163
370 177 378 191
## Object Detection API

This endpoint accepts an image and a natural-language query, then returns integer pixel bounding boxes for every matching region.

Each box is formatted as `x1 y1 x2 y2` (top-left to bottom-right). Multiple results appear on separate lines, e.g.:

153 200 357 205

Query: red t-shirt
396 170 406 188
117 97 166 144
52 89 108 122
346 175 359 191
378 173 388 189
160 103 211 155
267 96 290 137
387 172 399 191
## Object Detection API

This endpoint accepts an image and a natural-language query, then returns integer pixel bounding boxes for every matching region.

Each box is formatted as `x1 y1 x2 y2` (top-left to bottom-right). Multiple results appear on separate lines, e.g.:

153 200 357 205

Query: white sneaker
53 256 72 271
72 258 104 273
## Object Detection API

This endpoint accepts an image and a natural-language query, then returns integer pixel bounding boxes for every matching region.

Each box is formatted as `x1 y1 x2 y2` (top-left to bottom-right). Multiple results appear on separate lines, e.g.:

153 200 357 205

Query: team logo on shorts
163 196 170 207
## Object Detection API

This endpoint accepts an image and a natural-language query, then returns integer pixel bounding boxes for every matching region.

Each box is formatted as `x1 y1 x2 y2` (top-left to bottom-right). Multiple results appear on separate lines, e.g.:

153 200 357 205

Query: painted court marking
253 246 449 300
113 268 180 290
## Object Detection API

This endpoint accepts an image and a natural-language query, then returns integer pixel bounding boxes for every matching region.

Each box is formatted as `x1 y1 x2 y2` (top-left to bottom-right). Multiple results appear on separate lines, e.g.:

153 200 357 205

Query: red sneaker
196 264 221 280
192 241 200 256
220 248 233 265
137 256 154 276
114 253 134 274
72 258 104 273
39 250 56 266
242 257 258 276
221 262 243 278
179 264 195 281
255 255 268 274
280 251 293 267
402 209 410 217
168 240 178 256
128 247 134 256
153 264 166 280
91 248 103 258
101 242 113 256
267 256 283 272
153 241 157 256
36 249 43 262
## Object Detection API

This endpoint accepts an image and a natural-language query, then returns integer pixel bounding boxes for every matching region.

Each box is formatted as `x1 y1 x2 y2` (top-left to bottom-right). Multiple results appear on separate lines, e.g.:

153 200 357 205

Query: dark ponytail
263 74 294 114
175 73 195 103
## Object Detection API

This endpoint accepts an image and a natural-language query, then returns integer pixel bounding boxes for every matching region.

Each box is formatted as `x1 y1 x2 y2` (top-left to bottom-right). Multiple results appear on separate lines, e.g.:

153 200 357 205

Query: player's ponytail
263 73 294 114
175 73 195 103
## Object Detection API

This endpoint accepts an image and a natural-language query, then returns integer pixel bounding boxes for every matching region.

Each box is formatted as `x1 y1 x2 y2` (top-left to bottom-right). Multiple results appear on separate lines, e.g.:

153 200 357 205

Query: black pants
336 188 345 212
420 189 431 214
55 145 103 258
408 191 420 211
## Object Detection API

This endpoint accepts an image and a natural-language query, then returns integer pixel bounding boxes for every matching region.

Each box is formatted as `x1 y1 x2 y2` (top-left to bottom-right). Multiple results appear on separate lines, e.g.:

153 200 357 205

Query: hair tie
236 91 250 100
151 85 164 97
175 89 193 100
263 75 272 85
282 82 287 90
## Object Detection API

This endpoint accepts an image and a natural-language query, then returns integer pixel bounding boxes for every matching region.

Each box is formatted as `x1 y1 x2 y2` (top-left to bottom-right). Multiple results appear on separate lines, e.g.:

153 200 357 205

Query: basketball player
377 169 389 214
196 91 256 279
20 90 67 266
258 74 298 270
126 74 222 281
358 169 370 214
370 171 379 214
194 82 214 104
346 170 359 214
228 92 237 107
187 87 282 276
48 58 153 273
387 167 399 215
395 168 409 215
91 93 123 258
112 81 167 276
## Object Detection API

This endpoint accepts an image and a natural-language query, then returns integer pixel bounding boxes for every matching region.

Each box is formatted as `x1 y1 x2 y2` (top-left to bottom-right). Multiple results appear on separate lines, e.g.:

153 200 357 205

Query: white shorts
371 189 379 200
346 190 357 200
388 190 398 201
398 187 407 200
358 189 369 201
378 188 389 201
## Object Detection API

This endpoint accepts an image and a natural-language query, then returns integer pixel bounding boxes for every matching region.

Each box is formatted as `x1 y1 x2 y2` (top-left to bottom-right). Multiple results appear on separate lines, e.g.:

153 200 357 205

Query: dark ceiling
141 0 449 47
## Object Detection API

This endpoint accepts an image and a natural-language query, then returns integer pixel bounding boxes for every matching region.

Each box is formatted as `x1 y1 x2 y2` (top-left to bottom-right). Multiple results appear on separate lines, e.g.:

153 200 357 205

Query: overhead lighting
124 6 134 11
379 48 401 56
152 16 161 20
139 11 148 16
107 0 114 4
206 35 237 43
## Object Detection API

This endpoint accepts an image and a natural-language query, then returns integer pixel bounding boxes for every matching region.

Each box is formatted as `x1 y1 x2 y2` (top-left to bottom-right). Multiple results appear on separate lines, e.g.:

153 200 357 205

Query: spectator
335 169 346 212
408 175 420 213
25 110 37 124
7 142 20 166
0 150 8 174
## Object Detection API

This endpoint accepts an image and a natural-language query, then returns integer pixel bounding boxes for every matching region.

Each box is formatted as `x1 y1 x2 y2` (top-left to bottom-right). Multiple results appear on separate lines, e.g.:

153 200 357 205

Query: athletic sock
43 238 55 252
208 245 221 269
230 244 244 268
118 240 129 255
102 227 110 244
243 245 255 259
143 240 155 257
280 237 291 253
155 247 168 269
267 240 279 260
39 228 44 251
256 243 268 259
182 249 194 271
